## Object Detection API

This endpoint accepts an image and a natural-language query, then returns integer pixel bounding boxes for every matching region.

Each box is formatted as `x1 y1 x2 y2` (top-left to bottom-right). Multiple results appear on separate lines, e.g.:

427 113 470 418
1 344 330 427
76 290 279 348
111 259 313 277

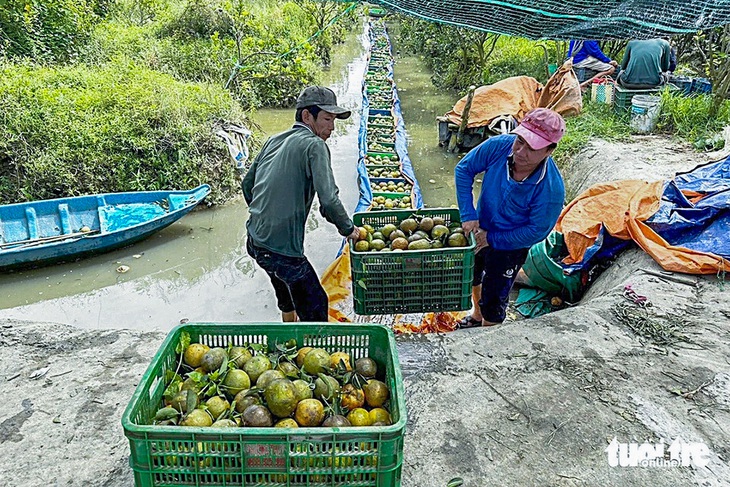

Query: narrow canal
0 18 464 330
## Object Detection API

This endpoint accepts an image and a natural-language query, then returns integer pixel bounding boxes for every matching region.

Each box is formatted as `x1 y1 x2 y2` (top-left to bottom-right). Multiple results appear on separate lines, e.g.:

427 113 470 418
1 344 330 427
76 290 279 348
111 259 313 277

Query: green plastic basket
122 323 406 487
351 209 475 315
367 151 397 157
613 84 662 115
372 191 410 198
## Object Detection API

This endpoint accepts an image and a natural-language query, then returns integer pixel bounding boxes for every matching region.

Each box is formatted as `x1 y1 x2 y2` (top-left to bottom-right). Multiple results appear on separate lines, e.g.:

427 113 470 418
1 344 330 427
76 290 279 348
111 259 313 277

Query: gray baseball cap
295 86 351 119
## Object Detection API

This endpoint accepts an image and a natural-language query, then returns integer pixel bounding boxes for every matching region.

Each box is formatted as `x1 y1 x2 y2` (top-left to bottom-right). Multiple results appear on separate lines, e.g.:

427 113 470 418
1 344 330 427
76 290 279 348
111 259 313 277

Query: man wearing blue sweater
568 40 618 82
454 108 566 328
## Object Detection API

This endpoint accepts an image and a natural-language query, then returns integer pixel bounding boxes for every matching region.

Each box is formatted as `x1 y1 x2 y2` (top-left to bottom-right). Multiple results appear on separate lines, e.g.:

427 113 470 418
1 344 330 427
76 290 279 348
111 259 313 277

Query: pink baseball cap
512 108 566 150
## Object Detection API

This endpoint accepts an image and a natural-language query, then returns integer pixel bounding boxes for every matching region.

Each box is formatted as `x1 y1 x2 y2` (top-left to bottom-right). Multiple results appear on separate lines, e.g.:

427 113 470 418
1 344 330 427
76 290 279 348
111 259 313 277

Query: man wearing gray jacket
242 86 359 322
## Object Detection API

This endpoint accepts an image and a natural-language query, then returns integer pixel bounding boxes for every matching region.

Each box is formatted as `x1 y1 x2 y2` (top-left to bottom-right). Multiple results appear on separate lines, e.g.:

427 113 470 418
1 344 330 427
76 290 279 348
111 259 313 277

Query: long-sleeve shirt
568 40 612 64
454 134 565 251
242 123 354 257
620 39 671 87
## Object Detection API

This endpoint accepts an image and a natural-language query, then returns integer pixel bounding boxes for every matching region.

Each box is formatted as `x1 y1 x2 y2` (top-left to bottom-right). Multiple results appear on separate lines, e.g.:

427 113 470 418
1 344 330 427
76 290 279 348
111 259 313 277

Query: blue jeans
473 246 529 323
246 237 329 321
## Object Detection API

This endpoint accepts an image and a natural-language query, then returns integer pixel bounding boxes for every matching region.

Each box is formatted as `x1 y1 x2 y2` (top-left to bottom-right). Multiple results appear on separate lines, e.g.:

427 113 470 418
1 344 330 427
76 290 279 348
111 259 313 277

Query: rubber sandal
457 316 482 329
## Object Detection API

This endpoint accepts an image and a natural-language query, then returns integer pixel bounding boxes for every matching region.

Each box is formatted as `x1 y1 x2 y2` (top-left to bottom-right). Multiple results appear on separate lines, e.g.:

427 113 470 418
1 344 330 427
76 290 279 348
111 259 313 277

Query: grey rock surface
1 136 729 486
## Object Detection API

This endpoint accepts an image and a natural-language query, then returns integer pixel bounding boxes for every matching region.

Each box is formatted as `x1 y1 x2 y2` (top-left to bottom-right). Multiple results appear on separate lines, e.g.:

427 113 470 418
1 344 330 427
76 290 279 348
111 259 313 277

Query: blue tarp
354 21 424 214
647 157 730 259
539 156 730 278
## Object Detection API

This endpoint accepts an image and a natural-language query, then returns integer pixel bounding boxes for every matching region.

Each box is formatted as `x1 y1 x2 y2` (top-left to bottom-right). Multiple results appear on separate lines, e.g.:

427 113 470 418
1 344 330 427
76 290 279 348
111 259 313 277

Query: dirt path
1 136 729 487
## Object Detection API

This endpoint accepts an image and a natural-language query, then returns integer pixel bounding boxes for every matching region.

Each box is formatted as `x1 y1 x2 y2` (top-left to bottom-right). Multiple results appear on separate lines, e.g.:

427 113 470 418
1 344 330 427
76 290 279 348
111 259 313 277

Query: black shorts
246 237 329 321
473 246 529 323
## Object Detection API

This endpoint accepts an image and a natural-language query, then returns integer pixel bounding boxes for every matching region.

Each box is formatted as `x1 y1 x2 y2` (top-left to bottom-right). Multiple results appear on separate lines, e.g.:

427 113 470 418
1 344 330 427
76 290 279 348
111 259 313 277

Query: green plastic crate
366 152 399 161
370 192 413 211
368 117 394 126
122 323 406 487
372 190 410 198
351 208 475 315
613 84 662 115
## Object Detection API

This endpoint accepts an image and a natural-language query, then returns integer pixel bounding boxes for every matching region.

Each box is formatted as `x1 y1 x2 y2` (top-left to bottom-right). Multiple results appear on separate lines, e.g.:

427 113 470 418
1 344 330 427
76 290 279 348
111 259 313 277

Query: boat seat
25 207 39 240
58 203 72 234
97 196 108 232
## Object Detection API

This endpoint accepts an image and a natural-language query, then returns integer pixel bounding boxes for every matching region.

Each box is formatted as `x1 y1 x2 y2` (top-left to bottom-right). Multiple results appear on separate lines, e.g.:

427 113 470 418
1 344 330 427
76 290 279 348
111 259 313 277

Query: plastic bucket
630 95 661 134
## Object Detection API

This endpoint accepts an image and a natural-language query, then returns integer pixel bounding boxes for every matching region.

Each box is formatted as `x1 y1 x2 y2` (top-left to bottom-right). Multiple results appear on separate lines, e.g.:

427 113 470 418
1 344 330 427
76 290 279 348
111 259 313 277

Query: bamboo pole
452 85 476 153
0 230 99 250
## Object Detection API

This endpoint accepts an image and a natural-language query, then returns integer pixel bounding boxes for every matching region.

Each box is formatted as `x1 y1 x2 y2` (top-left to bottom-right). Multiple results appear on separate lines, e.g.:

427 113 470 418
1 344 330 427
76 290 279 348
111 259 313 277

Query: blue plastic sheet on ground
545 156 730 278
646 157 730 259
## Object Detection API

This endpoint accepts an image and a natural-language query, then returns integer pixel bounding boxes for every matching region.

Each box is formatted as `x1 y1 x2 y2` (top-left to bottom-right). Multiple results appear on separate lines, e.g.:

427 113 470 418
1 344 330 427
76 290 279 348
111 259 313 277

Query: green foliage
658 90 730 149
397 18 485 91
87 0 322 108
481 38 546 85
1 0 360 204
292 1 358 65
111 0 174 25
0 0 100 62
552 101 631 164
0 61 246 204
397 17 548 92
157 0 231 39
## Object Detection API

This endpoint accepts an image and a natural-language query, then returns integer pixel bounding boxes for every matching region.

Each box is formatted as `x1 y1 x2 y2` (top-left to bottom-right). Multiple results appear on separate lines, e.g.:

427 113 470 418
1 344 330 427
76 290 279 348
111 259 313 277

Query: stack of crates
123 323 406 487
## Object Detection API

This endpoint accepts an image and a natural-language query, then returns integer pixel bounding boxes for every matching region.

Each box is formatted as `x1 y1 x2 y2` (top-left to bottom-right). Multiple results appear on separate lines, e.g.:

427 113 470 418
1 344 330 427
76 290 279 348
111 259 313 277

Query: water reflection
0 20 475 331
0 21 369 331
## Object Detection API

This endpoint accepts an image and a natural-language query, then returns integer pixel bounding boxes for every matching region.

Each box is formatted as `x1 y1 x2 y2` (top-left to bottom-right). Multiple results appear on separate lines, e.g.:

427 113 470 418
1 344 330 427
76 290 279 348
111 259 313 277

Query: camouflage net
370 0 730 39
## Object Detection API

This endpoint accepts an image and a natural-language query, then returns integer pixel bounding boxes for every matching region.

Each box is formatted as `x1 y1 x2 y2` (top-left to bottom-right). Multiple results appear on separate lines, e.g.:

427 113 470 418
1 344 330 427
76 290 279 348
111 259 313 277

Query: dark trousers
617 71 664 90
246 237 329 322
473 246 529 323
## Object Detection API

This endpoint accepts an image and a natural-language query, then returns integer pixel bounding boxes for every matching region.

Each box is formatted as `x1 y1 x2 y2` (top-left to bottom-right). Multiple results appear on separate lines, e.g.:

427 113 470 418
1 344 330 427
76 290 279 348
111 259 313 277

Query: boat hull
0 185 211 271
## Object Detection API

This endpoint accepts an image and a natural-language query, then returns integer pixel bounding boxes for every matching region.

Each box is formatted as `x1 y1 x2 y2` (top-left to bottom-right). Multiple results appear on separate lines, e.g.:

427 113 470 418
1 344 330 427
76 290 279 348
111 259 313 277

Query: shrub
0 61 247 204
157 0 231 39
482 38 547 85
658 91 730 149
0 0 100 62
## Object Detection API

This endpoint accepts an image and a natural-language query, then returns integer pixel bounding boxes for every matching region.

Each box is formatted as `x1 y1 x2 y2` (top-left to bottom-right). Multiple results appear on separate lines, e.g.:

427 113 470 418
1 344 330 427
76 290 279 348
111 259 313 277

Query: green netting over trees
370 0 730 39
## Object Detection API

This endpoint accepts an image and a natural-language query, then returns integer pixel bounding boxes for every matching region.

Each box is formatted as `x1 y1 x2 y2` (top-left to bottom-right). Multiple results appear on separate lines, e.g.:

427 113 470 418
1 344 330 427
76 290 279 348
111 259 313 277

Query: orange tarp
446 76 541 128
445 60 582 128
557 180 730 274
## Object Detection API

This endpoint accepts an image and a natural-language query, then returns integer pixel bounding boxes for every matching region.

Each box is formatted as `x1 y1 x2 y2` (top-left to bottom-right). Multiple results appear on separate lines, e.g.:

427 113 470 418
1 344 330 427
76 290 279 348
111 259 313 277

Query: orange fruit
330 351 352 371
303 348 331 375
368 408 391 425
294 399 325 427
346 408 371 426
354 357 378 378
340 384 365 411
363 379 389 408
295 347 313 368
183 343 210 368
275 418 299 428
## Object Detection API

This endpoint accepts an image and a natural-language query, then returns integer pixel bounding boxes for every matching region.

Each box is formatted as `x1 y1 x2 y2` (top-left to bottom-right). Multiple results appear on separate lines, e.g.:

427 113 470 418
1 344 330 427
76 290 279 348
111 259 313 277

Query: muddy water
0 20 467 331
389 29 463 207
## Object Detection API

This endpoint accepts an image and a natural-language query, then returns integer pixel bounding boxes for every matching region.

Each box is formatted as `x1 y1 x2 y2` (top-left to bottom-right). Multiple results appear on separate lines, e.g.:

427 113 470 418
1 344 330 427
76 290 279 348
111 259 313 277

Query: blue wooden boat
0 184 211 271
